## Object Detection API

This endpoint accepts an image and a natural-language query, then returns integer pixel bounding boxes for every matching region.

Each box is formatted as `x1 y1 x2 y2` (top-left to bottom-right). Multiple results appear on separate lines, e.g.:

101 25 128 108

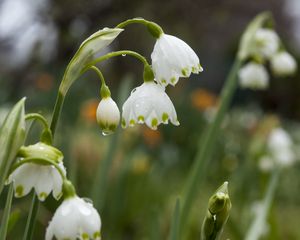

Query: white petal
35 166 53 201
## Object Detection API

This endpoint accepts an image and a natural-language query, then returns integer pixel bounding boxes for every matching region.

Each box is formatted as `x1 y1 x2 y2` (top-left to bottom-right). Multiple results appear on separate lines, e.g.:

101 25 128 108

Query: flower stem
169 198 181 240
22 194 39 240
50 91 65 136
82 50 149 73
245 168 280 240
179 57 243 236
0 184 14 240
116 18 163 38
25 114 49 130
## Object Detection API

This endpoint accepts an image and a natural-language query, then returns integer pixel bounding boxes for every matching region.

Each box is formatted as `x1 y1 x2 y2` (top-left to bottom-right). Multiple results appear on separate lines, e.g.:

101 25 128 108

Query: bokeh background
1 0 300 239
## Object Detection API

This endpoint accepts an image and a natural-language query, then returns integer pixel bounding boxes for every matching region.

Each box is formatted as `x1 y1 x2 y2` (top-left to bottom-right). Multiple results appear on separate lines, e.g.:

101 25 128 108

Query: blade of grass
22 194 39 240
169 198 181 240
0 184 14 240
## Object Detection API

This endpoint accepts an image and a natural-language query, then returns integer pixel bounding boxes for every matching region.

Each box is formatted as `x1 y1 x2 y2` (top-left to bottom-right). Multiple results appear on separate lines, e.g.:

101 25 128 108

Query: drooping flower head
8 161 65 201
122 81 179 130
7 142 66 201
151 33 203 86
96 97 120 135
271 51 297 77
46 196 101 240
238 62 269 90
254 28 279 59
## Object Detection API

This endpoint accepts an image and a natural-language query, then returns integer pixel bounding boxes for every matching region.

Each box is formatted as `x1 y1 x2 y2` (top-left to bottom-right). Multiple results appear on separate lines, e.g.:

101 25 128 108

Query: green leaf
59 27 123 95
169 198 180 240
238 12 272 61
0 184 14 240
0 98 26 195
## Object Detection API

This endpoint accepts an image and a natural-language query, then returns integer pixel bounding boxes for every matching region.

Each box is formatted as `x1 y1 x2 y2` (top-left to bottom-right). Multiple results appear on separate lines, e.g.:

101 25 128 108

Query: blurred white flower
8 161 65 201
151 34 203 86
238 62 269 90
271 51 297 76
254 28 279 59
122 81 179 130
96 97 120 135
46 196 101 240
267 127 296 167
258 156 275 172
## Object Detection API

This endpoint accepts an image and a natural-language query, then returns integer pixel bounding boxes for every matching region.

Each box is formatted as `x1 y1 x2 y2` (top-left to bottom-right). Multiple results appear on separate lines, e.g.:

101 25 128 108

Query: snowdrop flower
271 51 297 76
254 28 279 59
46 196 101 240
258 155 275 172
7 161 66 201
122 81 179 130
151 34 203 86
238 62 269 90
267 127 295 167
96 97 120 135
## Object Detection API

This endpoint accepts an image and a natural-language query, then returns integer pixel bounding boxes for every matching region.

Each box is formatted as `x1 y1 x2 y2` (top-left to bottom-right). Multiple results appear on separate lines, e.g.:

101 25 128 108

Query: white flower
238 62 269 90
267 127 295 167
258 156 275 172
254 28 279 59
151 33 203 86
7 161 66 201
96 97 120 135
271 51 297 76
46 196 101 240
122 81 179 130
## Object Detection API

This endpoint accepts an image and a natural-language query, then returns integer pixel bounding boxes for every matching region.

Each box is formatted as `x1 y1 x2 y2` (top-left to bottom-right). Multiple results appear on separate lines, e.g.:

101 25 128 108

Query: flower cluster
258 127 296 172
238 28 297 90
97 30 203 132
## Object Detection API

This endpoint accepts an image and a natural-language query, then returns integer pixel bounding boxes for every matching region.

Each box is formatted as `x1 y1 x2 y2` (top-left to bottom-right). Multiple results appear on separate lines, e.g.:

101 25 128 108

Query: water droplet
122 54 126 57
102 131 113 136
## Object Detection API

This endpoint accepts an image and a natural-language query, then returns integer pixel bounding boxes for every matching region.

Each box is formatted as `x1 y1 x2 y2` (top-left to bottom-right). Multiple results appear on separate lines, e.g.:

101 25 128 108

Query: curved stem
82 50 149 73
88 66 106 86
50 91 64 136
25 113 50 130
116 18 150 29
10 158 66 181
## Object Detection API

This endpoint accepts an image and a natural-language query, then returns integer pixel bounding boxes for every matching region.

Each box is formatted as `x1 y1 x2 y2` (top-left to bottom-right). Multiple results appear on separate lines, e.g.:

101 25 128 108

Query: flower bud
96 97 120 135
271 51 297 77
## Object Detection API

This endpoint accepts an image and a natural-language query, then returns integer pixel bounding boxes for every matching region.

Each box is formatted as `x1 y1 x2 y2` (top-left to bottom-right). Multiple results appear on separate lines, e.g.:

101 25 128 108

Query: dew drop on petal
122 54 126 57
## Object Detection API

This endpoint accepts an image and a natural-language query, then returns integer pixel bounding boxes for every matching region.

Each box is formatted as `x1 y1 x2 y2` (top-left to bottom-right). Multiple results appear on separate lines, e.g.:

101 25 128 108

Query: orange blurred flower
80 99 99 123
35 72 54 91
190 88 218 111
142 126 162 148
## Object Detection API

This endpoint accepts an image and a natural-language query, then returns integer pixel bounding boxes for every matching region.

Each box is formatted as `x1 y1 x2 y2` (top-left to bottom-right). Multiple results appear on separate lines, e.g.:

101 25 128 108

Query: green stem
180 57 243 236
23 194 39 240
50 91 65 136
0 184 14 240
82 50 149 73
169 198 181 240
245 168 280 240
116 18 163 38
88 66 106 86
25 114 49 130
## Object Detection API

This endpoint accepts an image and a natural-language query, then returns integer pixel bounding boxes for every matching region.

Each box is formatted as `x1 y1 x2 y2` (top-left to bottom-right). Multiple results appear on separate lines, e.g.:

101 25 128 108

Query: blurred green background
1 0 300 239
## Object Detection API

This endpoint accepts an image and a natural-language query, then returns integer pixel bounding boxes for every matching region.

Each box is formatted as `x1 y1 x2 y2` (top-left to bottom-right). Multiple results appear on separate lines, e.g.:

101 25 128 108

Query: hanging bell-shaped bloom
7 161 66 201
96 97 120 135
238 62 269 90
254 28 279 59
270 51 297 77
122 81 179 130
151 33 203 86
267 127 295 167
46 196 101 240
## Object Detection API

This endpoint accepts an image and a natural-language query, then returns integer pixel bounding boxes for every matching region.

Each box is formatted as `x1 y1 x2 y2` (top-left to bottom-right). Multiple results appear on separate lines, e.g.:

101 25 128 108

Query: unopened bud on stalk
96 84 120 135
201 182 231 240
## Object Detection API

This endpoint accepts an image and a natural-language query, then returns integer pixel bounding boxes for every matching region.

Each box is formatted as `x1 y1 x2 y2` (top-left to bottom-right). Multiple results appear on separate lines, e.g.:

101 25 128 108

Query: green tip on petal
94 232 101 239
15 185 23 197
138 115 145 123
151 118 158 129
82 233 89 240
162 113 169 123
129 119 136 126
171 77 176 84
39 192 48 201
161 79 167 84
181 68 189 77
121 118 126 128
